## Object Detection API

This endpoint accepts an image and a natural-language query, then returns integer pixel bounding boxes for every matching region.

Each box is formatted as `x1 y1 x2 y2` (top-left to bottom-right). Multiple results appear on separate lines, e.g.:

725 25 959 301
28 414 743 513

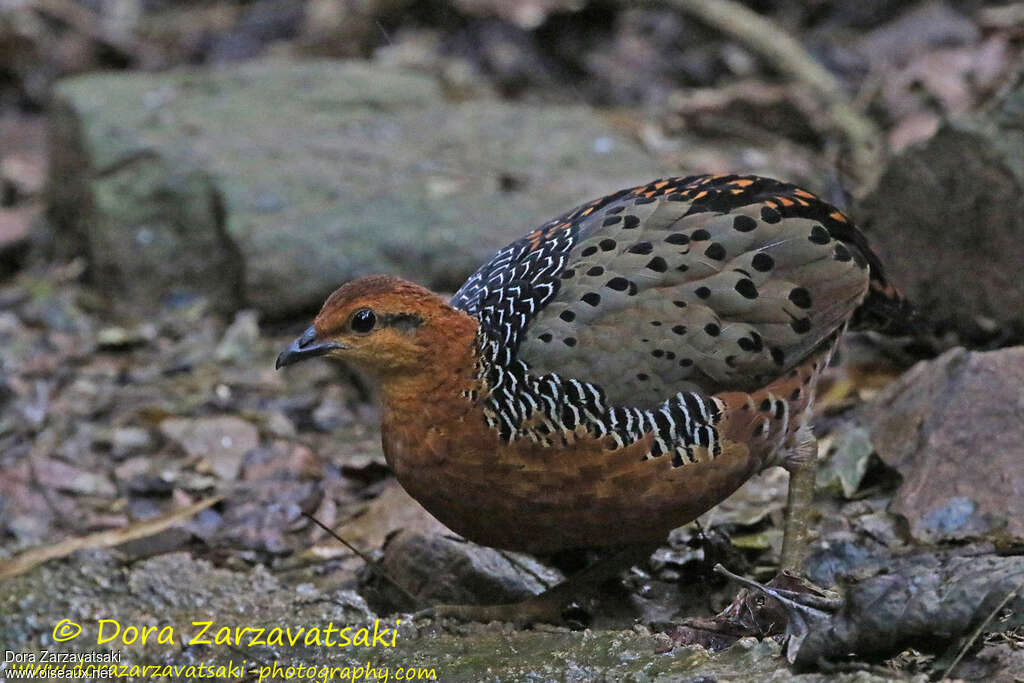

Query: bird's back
452 174 905 408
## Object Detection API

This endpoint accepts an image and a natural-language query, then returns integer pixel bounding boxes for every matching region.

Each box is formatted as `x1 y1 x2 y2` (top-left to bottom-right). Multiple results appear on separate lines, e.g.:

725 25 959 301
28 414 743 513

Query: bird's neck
375 309 481 423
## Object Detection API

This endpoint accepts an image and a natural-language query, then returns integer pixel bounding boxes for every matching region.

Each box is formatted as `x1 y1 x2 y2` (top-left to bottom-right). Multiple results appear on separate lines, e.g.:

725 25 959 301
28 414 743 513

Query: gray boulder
48 60 657 317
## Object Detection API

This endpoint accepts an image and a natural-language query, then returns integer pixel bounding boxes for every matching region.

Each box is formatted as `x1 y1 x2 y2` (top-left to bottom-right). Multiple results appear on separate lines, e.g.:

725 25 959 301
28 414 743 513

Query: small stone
1 152 46 198
214 384 232 402
124 473 174 497
312 387 353 432
0 205 35 263
265 411 296 438
736 636 760 650
651 632 674 654
96 325 152 350
855 511 905 548
112 426 154 457
8 515 50 544
114 456 151 482
160 416 260 481
0 372 14 409
34 457 117 497
215 310 262 363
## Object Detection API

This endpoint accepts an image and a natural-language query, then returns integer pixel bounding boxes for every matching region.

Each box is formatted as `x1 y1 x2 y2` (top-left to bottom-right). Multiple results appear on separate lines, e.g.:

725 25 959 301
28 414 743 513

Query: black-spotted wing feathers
452 175 884 407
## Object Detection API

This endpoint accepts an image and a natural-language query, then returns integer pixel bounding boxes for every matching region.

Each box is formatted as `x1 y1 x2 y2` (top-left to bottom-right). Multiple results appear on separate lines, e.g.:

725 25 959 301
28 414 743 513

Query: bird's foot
414 543 657 627
668 565 841 660
713 564 842 663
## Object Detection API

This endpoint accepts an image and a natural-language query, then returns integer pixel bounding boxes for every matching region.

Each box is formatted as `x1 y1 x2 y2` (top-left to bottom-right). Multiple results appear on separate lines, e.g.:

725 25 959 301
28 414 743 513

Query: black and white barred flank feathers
463 330 726 466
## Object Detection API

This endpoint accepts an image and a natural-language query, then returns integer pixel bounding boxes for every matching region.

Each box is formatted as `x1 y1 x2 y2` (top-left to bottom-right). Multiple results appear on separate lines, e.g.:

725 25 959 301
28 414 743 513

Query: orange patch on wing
693 190 708 200
777 197 794 207
793 189 816 199
525 228 545 252
544 222 571 239
731 179 755 188
829 211 848 223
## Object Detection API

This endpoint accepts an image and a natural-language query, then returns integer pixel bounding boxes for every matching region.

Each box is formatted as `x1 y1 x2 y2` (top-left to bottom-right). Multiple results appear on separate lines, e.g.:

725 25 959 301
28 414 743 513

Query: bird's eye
350 308 376 333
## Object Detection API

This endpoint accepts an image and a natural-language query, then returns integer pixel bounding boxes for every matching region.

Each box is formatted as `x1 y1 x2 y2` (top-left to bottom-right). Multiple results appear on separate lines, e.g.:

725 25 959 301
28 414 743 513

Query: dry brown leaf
302 480 448 561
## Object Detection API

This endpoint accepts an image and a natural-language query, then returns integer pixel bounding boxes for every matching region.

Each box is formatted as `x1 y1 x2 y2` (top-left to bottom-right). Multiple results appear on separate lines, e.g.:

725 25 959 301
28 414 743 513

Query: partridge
277 174 908 619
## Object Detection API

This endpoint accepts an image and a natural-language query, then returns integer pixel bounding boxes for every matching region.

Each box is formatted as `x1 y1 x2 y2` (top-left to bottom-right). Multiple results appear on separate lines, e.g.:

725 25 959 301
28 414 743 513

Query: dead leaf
303 480 448 560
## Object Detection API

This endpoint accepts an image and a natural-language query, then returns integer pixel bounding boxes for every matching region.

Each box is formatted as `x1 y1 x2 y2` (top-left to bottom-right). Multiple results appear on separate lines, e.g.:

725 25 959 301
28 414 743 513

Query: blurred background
1 1 1023 679
2 0 1022 330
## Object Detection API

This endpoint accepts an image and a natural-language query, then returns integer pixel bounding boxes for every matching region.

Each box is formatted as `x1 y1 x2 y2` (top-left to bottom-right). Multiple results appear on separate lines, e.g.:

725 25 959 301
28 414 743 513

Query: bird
276 173 909 623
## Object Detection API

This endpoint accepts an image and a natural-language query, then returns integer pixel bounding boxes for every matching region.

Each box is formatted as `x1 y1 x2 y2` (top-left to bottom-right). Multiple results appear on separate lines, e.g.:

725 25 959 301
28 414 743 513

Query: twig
713 564 839 615
301 512 421 609
0 496 222 581
652 0 883 191
940 578 1024 679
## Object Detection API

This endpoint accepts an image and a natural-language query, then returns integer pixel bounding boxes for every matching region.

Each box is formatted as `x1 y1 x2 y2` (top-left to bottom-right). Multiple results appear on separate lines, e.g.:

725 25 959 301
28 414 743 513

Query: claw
412 544 654 628
713 563 841 663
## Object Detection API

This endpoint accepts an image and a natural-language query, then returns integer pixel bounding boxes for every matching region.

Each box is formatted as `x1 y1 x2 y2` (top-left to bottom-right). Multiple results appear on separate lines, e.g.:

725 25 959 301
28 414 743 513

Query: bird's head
275 275 474 378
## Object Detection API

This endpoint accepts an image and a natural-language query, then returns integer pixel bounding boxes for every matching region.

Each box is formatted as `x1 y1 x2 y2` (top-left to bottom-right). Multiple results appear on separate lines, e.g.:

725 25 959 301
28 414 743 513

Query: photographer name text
39 618 402 649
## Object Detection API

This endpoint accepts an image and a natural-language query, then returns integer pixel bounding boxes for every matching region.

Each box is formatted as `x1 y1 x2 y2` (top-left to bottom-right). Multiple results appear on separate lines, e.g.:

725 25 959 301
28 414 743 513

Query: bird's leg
415 543 657 627
779 423 818 573
693 430 839 663
706 424 839 663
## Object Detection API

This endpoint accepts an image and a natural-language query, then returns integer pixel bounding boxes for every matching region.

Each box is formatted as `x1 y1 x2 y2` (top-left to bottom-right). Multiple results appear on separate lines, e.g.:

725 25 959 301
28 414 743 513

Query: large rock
365 530 564 612
862 347 1024 544
47 60 656 317
854 81 1024 339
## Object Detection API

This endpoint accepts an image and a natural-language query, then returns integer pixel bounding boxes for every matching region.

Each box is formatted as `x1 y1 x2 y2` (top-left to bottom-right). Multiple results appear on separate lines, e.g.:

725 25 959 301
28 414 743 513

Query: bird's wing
452 175 878 407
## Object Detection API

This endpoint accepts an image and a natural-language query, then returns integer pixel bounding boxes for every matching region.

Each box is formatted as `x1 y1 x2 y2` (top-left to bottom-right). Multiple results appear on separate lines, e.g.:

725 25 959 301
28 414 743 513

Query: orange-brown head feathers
276 275 477 379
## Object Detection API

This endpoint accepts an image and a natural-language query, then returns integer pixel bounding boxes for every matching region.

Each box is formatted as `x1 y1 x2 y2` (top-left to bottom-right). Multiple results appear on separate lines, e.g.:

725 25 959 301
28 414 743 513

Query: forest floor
1 1 1023 680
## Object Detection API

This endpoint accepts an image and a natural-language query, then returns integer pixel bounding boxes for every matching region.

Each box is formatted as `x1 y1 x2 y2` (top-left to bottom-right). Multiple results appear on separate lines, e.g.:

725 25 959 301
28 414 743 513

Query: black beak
275 326 343 369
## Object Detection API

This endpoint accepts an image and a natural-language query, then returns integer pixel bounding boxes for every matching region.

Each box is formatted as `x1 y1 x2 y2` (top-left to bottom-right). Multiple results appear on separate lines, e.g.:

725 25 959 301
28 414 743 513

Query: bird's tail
850 277 921 336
